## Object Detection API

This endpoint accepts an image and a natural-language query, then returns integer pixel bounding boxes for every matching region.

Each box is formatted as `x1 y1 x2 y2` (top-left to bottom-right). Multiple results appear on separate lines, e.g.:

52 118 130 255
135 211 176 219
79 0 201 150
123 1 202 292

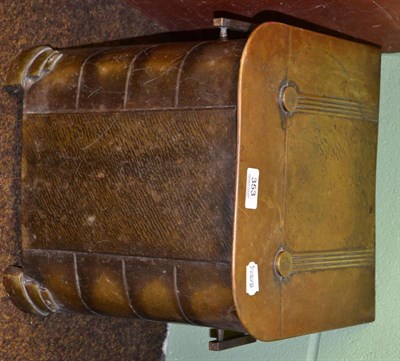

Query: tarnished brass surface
12 39 246 333
5 22 380 345
234 23 379 341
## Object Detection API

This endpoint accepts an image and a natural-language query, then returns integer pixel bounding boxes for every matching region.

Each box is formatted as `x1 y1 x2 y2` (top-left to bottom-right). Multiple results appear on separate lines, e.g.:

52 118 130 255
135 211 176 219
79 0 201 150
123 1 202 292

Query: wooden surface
124 0 400 52
0 1 167 360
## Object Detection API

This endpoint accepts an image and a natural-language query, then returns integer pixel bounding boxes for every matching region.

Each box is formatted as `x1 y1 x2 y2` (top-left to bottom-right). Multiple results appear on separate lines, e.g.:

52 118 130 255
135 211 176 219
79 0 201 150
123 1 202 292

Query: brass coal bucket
4 21 380 350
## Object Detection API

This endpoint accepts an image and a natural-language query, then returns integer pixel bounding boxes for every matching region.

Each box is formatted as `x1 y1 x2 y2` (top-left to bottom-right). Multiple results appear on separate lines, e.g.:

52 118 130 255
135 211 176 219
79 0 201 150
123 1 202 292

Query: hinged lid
233 23 380 341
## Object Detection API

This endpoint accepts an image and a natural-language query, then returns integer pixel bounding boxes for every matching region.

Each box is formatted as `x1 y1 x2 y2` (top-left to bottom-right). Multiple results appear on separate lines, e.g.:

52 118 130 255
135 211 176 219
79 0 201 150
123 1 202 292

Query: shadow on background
69 9 377 50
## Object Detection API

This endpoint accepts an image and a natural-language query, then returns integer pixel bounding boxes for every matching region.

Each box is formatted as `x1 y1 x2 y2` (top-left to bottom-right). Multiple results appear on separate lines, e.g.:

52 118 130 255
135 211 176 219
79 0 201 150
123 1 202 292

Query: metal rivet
280 86 298 113
275 251 293 278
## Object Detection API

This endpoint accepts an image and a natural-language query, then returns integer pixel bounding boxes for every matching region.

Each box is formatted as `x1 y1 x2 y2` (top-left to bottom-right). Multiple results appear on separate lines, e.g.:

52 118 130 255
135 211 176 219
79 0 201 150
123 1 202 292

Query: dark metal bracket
213 17 254 39
209 329 257 351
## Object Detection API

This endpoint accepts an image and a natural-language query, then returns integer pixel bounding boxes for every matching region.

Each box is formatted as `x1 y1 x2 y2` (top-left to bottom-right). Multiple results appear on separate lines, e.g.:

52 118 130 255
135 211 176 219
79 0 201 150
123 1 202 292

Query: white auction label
246 261 259 296
245 168 259 209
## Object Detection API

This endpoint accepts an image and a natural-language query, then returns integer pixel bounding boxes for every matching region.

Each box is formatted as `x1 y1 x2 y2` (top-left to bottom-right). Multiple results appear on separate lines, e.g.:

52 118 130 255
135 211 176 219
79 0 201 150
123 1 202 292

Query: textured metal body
4 23 380 342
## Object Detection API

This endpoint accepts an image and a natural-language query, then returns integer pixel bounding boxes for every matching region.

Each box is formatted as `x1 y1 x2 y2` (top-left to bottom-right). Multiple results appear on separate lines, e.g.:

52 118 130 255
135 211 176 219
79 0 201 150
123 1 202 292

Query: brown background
125 0 400 52
0 1 167 360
